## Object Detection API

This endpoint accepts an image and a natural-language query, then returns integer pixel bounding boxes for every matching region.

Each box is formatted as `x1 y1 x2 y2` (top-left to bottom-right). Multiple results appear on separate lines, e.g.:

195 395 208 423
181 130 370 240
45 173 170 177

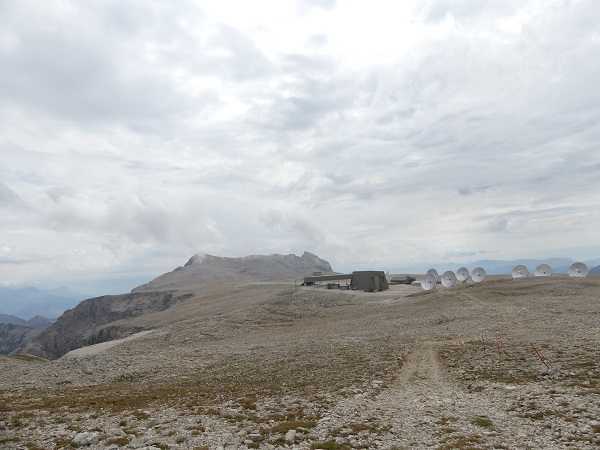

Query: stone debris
1 276 600 449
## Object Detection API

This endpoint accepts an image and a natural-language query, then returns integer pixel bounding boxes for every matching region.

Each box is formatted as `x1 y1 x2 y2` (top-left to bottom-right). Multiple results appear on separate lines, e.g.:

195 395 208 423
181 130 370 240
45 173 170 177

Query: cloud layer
1 0 599 293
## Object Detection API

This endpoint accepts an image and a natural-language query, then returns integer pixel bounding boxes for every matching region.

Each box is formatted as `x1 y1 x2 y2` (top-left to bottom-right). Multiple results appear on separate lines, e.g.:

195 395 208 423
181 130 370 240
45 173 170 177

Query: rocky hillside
24 315 56 331
133 251 333 292
0 315 55 354
15 252 333 360
0 323 40 354
16 291 193 360
3 275 600 449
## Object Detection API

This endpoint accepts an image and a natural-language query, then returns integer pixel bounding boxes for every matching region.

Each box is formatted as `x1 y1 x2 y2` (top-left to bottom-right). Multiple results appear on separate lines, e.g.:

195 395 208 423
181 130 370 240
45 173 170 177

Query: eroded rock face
14 252 334 360
15 291 193 360
0 323 40 354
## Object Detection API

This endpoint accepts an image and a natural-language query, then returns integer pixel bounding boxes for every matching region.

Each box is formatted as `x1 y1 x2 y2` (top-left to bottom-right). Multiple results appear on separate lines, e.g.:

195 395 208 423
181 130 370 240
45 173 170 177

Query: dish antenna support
471 267 486 283
512 265 529 278
534 264 553 277
568 262 588 277
426 268 438 279
441 271 457 287
421 273 437 291
456 267 469 281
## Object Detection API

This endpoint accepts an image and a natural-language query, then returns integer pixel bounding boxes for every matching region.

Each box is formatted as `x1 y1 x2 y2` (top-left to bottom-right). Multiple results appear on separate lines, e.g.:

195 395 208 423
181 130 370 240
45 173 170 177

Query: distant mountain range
393 257 600 276
0 286 88 320
0 314 56 354
0 314 55 330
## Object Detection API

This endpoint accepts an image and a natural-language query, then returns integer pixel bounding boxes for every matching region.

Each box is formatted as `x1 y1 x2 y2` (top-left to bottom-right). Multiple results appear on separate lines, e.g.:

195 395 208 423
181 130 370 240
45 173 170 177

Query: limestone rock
71 432 99 447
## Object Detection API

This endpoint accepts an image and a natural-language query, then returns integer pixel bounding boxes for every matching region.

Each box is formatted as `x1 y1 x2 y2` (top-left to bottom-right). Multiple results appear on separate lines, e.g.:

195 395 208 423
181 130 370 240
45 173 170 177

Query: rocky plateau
1 252 599 449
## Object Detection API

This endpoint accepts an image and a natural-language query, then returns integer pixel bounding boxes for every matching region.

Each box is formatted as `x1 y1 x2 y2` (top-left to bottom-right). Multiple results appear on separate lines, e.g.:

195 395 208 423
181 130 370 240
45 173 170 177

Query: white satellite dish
568 262 588 277
456 267 469 281
534 264 553 277
471 267 486 283
421 273 437 291
441 271 457 287
426 268 438 279
512 265 529 278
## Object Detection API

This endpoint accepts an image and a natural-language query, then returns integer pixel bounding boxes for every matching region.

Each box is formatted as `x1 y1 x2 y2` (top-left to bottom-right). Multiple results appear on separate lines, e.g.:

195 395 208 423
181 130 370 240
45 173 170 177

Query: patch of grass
436 416 459 425
438 434 485 449
105 436 129 446
53 436 73 448
516 410 560 421
270 419 316 434
470 417 493 428
311 441 351 450
132 410 151 420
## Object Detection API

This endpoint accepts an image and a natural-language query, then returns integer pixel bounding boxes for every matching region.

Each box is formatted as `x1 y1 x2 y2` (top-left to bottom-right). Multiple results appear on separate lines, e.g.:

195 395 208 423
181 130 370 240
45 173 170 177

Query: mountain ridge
14 251 333 359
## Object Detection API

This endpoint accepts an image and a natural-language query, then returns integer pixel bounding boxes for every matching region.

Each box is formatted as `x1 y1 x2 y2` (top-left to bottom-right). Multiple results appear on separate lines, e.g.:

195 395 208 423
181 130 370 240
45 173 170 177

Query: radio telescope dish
568 262 588 277
441 271 457 287
512 265 529 278
456 267 469 281
426 268 438 279
534 264 553 277
471 267 486 283
421 273 437 291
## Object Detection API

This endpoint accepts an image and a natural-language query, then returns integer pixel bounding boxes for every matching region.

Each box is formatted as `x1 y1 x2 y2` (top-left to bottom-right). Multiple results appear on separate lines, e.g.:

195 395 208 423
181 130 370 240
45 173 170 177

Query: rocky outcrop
14 251 333 360
0 323 40 354
15 291 193 360
24 315 56 331
134 251 334 292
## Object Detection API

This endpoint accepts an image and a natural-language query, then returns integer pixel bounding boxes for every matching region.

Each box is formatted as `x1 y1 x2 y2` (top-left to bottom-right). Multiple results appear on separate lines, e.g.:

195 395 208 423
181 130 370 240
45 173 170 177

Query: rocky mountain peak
134 251 333 292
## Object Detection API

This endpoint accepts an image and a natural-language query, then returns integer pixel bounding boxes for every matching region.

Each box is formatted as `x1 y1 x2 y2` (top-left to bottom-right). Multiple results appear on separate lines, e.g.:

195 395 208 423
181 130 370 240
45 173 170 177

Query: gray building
303 270 389 292
350 271 389 292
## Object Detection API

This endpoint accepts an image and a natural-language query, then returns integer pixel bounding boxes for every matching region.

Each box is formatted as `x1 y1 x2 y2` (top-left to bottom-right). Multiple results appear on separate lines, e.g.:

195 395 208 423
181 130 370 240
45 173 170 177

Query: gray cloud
1 0 600 292
0 182 27 210
486 215 510 233
259 209 327 246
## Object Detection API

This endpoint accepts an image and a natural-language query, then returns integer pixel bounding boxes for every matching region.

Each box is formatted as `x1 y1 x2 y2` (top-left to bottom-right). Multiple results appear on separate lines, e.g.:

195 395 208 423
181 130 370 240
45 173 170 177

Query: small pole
530 342 553 369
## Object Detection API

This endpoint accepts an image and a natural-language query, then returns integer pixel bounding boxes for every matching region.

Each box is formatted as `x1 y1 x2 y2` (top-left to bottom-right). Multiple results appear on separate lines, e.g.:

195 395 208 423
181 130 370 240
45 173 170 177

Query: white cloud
1 0 600 294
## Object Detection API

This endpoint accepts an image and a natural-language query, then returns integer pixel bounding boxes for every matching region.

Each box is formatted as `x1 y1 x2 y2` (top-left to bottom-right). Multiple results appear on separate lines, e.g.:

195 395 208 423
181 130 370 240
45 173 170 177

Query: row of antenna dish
421 262 589 291
421 267 483 290
511 262 589 278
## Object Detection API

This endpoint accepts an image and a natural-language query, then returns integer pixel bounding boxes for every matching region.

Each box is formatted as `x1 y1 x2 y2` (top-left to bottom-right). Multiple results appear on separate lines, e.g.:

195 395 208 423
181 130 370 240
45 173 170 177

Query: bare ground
1 275 600 449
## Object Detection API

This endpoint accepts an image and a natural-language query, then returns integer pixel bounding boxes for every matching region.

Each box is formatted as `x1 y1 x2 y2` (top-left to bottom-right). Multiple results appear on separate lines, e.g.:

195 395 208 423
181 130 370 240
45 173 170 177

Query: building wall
350 271 389 292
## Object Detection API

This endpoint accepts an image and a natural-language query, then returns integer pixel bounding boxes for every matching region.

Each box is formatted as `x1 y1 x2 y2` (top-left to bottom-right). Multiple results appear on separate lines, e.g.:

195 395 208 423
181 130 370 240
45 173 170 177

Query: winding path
317 340 533 449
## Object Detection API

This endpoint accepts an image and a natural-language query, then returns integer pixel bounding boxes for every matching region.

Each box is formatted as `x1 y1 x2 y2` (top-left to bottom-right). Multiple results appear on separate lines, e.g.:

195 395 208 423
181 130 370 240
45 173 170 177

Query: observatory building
303 271 389 292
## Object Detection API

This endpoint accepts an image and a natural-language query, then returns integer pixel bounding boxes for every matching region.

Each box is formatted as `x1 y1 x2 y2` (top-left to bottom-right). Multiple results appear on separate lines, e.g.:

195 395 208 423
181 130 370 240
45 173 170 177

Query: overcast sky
1 0 599 295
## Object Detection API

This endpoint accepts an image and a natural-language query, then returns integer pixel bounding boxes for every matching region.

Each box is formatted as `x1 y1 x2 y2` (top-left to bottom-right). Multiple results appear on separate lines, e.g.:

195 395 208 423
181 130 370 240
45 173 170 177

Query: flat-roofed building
303 270 389 292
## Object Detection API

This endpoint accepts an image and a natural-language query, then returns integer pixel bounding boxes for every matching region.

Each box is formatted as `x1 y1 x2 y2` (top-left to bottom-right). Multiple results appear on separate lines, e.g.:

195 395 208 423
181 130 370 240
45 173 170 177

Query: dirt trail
317 340 533 448
398 341 444 386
